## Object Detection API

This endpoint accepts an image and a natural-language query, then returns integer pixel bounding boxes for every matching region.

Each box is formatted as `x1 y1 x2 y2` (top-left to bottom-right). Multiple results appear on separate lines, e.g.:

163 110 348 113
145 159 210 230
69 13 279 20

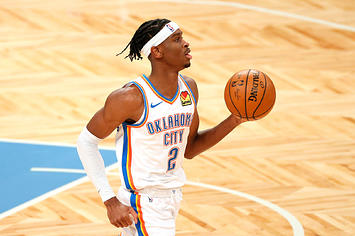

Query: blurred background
0 0 354 235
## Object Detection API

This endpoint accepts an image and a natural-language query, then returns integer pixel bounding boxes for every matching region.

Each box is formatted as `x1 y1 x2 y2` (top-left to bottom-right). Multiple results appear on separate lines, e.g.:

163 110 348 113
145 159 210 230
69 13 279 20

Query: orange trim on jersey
125 127 136 190
136 195 149 236
140 75 179 104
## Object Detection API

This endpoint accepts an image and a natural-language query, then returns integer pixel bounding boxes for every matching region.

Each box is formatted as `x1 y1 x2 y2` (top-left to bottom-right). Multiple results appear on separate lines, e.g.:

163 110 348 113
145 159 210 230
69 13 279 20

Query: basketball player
77 19 246 236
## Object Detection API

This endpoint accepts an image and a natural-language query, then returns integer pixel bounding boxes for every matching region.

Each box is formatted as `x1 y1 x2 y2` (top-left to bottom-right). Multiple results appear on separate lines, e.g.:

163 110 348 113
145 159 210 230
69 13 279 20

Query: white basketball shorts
117 186 183 236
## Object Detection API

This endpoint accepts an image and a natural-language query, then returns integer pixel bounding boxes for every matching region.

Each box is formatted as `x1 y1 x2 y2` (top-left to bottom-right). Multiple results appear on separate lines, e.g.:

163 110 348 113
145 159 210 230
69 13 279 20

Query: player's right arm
87 85 144 138
77 84 143 228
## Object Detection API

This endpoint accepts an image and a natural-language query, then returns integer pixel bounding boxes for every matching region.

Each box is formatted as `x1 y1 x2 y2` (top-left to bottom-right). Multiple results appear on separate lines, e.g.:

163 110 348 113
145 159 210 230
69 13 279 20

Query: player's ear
150 46 163 59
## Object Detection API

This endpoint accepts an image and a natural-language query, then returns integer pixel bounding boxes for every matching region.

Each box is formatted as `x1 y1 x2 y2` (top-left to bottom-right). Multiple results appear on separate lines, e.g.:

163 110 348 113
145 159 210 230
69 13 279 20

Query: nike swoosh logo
150 101 163 108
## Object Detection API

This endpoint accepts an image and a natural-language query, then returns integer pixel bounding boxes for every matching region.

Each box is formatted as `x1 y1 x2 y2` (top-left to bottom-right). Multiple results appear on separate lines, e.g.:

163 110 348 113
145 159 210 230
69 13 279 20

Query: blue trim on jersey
179 74 196 105
130 193 145 236
130 192 136 210
121 124 131 190
142 74 179 102
123 81 148 127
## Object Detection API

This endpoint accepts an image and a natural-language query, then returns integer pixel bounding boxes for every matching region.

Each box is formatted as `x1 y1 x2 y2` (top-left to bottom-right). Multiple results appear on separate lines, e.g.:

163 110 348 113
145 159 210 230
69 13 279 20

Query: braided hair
117 18 171 61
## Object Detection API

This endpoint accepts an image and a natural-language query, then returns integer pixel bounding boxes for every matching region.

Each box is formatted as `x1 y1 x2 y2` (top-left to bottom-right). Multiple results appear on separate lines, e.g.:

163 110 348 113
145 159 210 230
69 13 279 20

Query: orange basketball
224 69 276 120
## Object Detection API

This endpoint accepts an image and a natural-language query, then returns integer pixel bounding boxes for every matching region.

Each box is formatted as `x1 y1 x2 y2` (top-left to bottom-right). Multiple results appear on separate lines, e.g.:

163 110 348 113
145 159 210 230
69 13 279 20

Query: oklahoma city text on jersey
145 112 193 146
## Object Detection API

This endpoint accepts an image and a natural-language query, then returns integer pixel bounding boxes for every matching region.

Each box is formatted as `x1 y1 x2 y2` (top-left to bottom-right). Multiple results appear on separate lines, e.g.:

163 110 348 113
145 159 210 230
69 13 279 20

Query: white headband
141 21 179 57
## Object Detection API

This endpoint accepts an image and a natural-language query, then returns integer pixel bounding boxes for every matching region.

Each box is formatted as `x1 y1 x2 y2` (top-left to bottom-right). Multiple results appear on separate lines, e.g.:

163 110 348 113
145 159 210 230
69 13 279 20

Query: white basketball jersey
115 74 196 191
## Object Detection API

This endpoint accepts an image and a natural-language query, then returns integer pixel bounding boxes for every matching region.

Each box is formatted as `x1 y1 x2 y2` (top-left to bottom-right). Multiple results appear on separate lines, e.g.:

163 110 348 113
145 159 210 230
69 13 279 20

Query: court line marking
0 138 114 150
0 164 118 220
0 175 90 220
141 0 355 32
14 167 303 235
31 167 89 174
1 139 304 235
186 180 304 236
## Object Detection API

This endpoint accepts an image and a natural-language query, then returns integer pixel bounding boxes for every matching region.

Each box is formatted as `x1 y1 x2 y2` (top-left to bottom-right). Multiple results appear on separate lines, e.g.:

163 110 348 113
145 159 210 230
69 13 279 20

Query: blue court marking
0 141 116 214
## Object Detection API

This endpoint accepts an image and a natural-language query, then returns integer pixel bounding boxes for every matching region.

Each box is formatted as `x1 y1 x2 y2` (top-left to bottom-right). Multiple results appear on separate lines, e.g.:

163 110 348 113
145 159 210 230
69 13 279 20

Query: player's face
162 29 192 70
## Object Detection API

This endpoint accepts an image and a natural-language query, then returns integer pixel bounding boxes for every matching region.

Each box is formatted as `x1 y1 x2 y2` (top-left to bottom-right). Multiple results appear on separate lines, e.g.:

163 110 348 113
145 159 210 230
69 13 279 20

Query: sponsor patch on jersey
180 91 192 106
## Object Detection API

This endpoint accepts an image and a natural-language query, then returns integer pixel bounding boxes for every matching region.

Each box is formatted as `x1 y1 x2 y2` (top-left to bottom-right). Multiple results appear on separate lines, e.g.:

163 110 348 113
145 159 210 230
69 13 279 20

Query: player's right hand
104 197 138 228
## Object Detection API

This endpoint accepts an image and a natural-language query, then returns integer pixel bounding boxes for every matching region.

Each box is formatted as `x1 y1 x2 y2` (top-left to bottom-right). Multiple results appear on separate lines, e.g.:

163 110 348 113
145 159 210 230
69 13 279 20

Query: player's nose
183 39 189 48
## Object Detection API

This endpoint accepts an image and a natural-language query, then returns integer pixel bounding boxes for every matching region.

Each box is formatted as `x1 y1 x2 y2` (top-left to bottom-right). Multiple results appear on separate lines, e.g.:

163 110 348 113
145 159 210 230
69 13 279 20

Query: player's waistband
123 187 182 198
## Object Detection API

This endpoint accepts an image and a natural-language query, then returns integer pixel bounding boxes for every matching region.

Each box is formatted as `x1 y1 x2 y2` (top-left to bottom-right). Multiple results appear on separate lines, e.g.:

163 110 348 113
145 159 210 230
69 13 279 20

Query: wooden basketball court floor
0 0 354 235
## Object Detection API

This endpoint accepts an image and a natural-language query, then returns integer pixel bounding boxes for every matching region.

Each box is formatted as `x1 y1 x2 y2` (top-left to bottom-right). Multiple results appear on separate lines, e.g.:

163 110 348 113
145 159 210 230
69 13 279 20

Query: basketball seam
244 69 251 121
253 71 267 119
254 98 275 119
228 77 242 117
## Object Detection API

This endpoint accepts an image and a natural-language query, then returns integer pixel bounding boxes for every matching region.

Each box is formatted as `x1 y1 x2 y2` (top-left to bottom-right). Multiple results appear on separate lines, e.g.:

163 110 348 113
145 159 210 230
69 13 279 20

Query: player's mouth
185 48 192 59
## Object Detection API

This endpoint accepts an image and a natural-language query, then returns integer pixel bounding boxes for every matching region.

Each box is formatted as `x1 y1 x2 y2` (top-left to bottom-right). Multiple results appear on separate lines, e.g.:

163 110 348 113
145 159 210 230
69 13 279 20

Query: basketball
224 69 276 120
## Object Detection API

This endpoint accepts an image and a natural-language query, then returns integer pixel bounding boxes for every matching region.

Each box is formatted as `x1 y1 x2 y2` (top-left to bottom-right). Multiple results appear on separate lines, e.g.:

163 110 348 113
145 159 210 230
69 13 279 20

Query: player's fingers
129 207 138 224
114 218 128 228
108 213 120 228
110 218 122 228
123 215 134 227
109 214 128 228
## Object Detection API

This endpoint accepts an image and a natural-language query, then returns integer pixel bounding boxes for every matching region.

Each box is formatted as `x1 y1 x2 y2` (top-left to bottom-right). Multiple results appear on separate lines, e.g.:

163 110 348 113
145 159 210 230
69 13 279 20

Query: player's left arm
184 76 246 159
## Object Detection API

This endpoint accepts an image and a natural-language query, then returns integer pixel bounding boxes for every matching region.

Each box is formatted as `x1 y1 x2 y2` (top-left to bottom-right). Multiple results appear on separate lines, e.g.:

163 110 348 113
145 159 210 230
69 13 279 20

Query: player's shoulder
180 74 197 87
180 74 199 101
106 82 144 109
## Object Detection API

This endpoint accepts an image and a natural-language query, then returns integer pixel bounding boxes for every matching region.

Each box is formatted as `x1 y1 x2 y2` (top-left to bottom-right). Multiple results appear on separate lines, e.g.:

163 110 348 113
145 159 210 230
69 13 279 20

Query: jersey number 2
167 147 179 171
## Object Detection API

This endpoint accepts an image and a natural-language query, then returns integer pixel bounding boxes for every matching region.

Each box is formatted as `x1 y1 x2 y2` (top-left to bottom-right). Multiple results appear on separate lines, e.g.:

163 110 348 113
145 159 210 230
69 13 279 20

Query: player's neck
148 67 180 99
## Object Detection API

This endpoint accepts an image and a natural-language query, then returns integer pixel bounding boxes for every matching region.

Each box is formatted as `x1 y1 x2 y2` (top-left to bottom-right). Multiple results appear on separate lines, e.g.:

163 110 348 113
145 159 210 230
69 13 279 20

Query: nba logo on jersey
166 23 174 32
180 91 192 106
